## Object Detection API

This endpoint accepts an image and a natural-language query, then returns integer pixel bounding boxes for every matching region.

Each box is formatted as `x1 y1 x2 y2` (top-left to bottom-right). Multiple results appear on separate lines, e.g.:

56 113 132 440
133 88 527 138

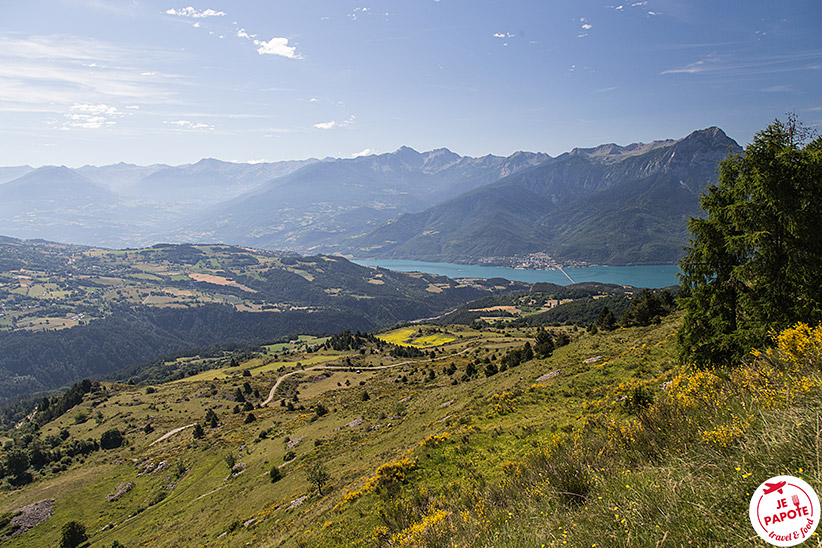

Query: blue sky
1 0 820 167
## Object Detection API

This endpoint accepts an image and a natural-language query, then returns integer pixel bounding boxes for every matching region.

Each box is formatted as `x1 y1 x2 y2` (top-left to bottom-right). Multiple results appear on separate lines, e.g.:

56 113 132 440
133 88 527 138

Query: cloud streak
61 103 124 129
662 51 822 76
0 35 180 110
164 119 215 130
166 6 226 18
313 115 355 130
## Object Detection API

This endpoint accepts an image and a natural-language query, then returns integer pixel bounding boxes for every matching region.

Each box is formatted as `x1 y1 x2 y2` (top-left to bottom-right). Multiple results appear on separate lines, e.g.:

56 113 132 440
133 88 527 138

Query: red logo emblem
749 475 820 546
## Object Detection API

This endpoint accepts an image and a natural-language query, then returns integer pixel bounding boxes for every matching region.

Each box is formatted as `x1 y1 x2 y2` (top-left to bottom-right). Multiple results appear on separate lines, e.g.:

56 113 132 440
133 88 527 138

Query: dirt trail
149 423 195 446
152 342 475 440
261 345 474 406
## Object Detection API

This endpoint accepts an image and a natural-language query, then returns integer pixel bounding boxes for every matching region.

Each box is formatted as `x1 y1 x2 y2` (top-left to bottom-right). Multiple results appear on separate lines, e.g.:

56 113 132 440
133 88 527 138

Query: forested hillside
0 238 524 401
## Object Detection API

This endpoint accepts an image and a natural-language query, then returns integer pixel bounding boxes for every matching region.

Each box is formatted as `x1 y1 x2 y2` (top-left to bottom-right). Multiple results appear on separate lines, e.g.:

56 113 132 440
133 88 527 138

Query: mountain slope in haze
0 150 545 253
171 147 550 253
133 157 317 203
0 165 35 185
0 159 320 249
0 166 116 206
0 167 140 247
76 161 170 193
346 127 741 265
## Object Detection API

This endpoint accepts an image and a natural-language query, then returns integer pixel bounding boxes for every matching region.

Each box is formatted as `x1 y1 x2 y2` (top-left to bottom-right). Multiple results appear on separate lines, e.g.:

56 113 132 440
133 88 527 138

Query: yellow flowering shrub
375 457 418 486
486 392 517 415
419 432 450 448
666 369 726 412
701 416 748 449
774 322 822 370
391 509 450 547
342 477 378 504
342 458 418 505
501 460 526 480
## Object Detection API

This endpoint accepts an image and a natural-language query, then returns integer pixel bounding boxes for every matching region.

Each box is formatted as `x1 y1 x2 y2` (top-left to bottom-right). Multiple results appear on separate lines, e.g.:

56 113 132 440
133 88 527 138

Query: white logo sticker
749 475 820 546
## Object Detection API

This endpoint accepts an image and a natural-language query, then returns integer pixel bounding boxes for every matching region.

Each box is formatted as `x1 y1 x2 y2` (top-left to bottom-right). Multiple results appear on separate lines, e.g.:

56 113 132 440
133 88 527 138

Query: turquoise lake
353 259 680 289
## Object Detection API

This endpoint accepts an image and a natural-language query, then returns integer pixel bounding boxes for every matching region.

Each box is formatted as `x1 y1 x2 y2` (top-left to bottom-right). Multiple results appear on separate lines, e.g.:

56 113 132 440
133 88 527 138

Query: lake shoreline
353 259 680 289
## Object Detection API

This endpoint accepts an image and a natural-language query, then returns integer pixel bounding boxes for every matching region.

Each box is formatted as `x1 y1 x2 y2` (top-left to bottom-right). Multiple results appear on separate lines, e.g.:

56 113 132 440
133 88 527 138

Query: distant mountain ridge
568 138 677 163
344 127 741 265
0 167 131 246
172 147 550 252
133 157 317 203
0 128 739 264
0 147 549 251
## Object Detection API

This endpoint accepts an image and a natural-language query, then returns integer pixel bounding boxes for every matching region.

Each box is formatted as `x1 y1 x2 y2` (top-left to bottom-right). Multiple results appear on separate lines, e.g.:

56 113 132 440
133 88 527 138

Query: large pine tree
678 115 822 367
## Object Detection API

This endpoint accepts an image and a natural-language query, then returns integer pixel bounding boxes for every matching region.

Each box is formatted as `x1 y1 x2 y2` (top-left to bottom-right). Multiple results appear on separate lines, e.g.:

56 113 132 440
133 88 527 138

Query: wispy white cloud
60 103 124 129
229 21 300 59
493 32 515 39
662 51 822 76
253 37 301 59
70 103 120 116
761 85 794 93
612 2 655 14
661 60 708 74
0 35 180 111
313 121 337 130
349 7 370 20
577 17 592 37
75 0 141 15
169 7 303 61
165 6 226 18
164 120 215 130
313 115 355 130
352 148 375 157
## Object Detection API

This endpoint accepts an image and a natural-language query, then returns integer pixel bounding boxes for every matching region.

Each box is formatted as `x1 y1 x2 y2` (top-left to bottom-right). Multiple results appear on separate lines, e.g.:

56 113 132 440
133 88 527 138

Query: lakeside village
476 252 593 270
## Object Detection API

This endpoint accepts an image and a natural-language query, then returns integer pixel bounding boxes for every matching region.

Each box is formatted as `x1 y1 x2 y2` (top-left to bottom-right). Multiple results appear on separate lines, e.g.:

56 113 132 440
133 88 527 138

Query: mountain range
347 127 741 264
0 127 740 264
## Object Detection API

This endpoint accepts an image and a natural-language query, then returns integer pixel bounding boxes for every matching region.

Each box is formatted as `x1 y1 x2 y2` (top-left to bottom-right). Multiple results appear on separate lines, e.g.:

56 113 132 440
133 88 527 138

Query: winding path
149 341 477 444
149 423 195 446
261 344 475 406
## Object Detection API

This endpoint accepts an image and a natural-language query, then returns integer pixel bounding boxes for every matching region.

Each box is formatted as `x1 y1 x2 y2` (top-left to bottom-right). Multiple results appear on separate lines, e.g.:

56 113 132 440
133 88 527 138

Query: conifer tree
678 115 822 367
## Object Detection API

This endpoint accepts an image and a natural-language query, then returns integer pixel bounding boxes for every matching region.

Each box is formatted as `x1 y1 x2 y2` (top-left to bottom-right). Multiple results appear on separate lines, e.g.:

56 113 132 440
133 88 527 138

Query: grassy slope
2 316 821 547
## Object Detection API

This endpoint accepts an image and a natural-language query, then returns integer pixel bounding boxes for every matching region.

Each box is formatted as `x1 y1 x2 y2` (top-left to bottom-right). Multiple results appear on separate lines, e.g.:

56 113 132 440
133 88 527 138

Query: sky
0 0 820 167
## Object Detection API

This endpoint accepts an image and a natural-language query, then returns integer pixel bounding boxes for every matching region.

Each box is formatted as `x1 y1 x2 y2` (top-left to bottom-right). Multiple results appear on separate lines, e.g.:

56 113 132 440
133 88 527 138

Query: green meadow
1 315 818 546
